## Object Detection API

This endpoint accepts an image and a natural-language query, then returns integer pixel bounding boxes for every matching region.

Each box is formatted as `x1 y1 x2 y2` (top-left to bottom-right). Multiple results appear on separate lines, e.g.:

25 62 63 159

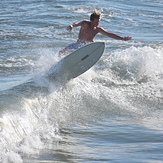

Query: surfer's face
91 19 100 27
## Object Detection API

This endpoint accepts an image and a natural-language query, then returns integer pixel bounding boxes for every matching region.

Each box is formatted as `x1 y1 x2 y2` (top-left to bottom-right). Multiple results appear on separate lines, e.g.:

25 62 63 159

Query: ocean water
0 0 163 162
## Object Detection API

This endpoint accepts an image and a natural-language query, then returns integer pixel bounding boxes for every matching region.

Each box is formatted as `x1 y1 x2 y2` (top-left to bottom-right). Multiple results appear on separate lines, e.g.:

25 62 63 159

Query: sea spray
0 95 61 162
100 44 163 84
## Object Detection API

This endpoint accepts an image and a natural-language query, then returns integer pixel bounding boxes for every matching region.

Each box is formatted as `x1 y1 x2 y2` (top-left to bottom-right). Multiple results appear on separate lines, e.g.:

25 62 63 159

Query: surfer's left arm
98 27 132 41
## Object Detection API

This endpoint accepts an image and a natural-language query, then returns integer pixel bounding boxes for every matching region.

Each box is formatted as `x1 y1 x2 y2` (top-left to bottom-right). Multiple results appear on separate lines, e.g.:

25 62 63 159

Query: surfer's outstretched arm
99 27 132 41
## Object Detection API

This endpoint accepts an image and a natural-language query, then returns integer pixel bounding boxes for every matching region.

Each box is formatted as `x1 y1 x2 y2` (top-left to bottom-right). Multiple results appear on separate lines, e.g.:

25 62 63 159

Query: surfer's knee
58 50 65 57
58 48 70 57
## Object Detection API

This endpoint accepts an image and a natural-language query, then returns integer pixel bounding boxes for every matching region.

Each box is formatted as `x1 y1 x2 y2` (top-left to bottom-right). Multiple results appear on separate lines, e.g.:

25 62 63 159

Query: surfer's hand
67 25 73 32
123 36 132 41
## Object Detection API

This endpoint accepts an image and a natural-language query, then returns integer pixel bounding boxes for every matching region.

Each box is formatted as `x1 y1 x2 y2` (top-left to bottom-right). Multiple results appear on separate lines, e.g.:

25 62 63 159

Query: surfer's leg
59 43 83 57
59 48 72 57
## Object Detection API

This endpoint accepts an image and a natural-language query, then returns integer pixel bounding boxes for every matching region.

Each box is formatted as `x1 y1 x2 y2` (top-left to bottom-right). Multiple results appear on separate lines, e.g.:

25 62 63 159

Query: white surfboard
48 42 105 82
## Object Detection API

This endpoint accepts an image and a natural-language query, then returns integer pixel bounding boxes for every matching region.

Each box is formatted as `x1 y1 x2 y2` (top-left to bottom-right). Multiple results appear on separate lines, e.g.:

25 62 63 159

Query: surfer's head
90 9 101 21
90 9 101 27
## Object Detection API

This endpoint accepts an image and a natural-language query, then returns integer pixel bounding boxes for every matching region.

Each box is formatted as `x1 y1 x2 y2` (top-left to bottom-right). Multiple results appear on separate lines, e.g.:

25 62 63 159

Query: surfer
59 9 132 56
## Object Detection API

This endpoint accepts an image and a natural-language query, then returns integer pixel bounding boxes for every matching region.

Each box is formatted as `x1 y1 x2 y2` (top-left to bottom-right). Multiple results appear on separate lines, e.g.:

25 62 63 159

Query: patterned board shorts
59 43 85 56
66 43 85 50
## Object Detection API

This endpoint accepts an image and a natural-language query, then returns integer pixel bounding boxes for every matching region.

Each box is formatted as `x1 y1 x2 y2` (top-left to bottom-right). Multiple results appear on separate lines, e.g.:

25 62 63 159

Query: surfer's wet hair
90 9 101 21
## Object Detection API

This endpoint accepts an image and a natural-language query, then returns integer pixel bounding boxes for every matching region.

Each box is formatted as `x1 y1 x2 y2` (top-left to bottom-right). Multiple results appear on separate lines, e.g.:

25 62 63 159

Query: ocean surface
0 0 163 162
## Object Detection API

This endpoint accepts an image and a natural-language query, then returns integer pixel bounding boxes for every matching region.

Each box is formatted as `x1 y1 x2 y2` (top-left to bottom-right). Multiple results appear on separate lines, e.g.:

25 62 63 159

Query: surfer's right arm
67 21 84 32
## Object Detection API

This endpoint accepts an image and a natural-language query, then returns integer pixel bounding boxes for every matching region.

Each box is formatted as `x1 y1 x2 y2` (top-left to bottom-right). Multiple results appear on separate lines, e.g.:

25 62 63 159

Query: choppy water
0 0 163 162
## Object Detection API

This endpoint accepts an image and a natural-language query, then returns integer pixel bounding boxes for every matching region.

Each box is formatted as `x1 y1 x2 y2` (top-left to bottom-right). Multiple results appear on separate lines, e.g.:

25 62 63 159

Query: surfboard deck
48 42 105 82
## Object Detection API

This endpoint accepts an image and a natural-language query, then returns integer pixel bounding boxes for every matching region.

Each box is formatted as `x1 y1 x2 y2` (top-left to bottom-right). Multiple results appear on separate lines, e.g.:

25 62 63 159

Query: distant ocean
0 0 163 162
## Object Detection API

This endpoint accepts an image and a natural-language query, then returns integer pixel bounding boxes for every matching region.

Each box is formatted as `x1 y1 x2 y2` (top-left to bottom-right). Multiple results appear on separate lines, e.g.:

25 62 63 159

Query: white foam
0 96 61 162
1 44 163 161
103 45 163 83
